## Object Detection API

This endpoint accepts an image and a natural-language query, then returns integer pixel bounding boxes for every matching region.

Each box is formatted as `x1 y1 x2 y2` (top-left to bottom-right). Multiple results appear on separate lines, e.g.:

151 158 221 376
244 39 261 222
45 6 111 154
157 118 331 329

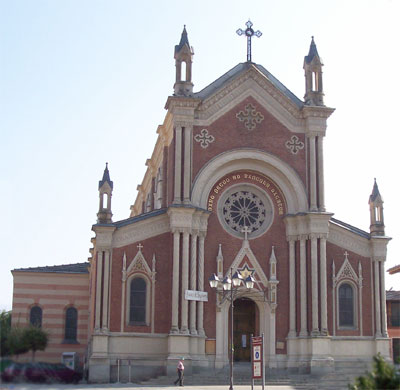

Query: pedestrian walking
174 357 184 386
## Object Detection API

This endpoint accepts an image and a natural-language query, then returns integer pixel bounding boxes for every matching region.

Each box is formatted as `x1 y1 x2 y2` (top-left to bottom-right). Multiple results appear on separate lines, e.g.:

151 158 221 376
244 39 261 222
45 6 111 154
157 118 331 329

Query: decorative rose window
218 185 273 239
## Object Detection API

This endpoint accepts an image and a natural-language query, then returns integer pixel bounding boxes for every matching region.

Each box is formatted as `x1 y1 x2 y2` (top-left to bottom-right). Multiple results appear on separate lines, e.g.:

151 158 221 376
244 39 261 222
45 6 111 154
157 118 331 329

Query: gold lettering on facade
207 172 285 215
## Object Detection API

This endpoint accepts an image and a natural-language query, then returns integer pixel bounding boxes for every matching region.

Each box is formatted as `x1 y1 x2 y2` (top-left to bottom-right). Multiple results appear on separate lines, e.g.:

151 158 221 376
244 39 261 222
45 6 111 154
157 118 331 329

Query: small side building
11 262 90 370
387 264 400 364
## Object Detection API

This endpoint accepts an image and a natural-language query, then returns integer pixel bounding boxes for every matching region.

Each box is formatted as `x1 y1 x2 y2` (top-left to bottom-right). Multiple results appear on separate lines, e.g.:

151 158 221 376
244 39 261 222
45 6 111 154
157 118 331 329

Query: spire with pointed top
303 36 324 106
97 163 113 224
304 36 320 64
98 162 113 190
175 25 190 54
369 178 385 236
174 25 194 96
369 178 381 203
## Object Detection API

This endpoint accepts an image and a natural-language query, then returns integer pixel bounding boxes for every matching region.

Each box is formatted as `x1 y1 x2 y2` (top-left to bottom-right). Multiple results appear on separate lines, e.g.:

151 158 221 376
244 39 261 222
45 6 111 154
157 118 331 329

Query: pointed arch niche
332 252 363 335
120 247 156 331
214 241 278 369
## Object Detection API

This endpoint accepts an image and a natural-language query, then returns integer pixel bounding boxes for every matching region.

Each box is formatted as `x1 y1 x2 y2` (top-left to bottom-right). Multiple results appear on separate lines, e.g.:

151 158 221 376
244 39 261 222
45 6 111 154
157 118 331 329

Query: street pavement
0 383 300 390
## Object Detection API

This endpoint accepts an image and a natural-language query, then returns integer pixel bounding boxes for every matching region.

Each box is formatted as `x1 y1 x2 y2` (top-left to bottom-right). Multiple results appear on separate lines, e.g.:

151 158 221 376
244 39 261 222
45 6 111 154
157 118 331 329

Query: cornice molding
302 105 335 119
168 206 210 232
284 212 333 238
369 236 391 260
112 214 170 248
165 96 201 111
328 222 371 258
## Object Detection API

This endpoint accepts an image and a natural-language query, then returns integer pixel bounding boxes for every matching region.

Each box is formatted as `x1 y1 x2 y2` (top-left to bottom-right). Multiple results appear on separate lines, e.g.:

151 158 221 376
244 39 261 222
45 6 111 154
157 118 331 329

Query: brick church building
11 25 391 382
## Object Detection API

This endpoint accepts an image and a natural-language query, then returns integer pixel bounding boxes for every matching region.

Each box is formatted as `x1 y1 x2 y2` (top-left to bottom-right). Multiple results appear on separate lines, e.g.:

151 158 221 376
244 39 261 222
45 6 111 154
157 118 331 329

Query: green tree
22 326 48 362
349 353 400 390
0 310 12 357
6 327 29 359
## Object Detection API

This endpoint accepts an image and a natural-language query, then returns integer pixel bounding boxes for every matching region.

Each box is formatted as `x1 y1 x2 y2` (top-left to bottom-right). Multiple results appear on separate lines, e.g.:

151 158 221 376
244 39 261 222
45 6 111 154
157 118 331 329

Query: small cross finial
236 20 262 62
344 251 349 260
137 243 143 251
241 225 252 241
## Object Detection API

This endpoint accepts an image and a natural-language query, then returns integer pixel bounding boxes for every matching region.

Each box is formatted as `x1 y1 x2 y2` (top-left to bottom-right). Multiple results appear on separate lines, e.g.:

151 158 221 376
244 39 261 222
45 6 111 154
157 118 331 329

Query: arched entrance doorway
233 298 257 362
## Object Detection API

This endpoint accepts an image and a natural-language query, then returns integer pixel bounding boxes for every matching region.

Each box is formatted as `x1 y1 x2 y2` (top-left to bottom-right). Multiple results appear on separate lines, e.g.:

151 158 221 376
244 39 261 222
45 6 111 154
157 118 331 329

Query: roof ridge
330 217 370 238
13 262 89 274
194 62 303 108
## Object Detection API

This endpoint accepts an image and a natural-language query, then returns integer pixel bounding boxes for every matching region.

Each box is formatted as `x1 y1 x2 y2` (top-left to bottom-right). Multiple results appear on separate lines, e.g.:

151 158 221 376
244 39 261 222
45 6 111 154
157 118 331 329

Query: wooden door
233 298 256 362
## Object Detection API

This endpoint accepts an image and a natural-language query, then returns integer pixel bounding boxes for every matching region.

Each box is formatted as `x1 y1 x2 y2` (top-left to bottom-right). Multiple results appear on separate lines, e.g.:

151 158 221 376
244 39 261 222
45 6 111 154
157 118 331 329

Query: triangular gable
194 63 305 133
335 252 359 283
226 240 269 289
195 62 303 108
126 247 152 276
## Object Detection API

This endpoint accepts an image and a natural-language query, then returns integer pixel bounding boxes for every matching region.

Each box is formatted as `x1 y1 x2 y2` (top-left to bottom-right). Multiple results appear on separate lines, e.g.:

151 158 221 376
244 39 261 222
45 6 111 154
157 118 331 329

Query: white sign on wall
185 290 208 302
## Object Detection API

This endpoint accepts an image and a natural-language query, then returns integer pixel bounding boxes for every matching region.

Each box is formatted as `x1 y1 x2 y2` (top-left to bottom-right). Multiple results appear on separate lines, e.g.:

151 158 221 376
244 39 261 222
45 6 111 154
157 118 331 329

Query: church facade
11 26 391 382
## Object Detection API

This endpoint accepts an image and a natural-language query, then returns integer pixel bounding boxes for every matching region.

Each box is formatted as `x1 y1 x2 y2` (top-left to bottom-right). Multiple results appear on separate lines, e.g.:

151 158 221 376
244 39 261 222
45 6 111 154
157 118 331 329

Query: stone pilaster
102 250 110 331
311 234 319 335
309 136 317 211
374 259 382 337
190 232 198 335
288 238 296 337
380 261 388 337
95 251 103 331
183 126 192 204
171 230 180 333
320 236 328 335
181 231 190 334
299 236 308 336
303 106 334 212
197 233 205 336
120 253 127 332
174 127 182 203
317 136 325 211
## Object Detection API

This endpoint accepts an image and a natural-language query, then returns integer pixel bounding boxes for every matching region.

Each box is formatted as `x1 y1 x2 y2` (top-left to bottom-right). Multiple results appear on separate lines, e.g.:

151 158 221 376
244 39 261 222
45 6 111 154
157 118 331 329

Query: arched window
64 307 78 342
130 278 146 325
339 283 354 327
30 306 42 328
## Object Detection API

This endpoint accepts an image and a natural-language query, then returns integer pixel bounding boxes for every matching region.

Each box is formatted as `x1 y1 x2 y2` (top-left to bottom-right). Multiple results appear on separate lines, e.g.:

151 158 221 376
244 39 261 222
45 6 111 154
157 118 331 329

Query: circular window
217 185 274 239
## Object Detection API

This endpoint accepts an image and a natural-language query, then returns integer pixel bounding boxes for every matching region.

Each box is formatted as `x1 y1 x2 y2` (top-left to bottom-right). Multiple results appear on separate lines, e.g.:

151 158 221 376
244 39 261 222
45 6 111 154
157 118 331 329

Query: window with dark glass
391 302 400 327
339 283 354 327
64 307 78 342
130 278 146 325
30 306 42 328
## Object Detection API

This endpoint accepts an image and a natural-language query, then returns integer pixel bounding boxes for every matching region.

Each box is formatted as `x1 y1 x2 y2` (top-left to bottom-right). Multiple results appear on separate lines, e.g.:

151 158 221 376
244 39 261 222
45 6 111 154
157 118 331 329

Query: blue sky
1 0 399 311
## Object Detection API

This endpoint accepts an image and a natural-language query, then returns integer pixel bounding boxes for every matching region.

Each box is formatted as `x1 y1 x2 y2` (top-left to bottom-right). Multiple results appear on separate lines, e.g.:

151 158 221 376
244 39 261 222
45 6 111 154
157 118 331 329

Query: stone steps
140 373 360 389
138 362 369 390
141 376 315 389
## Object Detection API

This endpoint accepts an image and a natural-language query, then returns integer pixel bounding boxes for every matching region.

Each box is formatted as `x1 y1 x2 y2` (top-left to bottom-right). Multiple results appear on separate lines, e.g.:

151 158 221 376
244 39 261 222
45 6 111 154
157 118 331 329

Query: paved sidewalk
0 383 300 390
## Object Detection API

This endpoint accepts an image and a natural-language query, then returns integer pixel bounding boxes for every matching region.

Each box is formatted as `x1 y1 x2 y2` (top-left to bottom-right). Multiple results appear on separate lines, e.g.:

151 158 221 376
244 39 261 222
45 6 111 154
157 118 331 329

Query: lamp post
209 269 256 390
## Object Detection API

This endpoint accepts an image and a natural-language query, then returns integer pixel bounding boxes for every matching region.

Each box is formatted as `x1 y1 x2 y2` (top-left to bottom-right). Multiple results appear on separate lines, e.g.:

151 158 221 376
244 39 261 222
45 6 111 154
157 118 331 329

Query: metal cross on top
236 20 262 62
